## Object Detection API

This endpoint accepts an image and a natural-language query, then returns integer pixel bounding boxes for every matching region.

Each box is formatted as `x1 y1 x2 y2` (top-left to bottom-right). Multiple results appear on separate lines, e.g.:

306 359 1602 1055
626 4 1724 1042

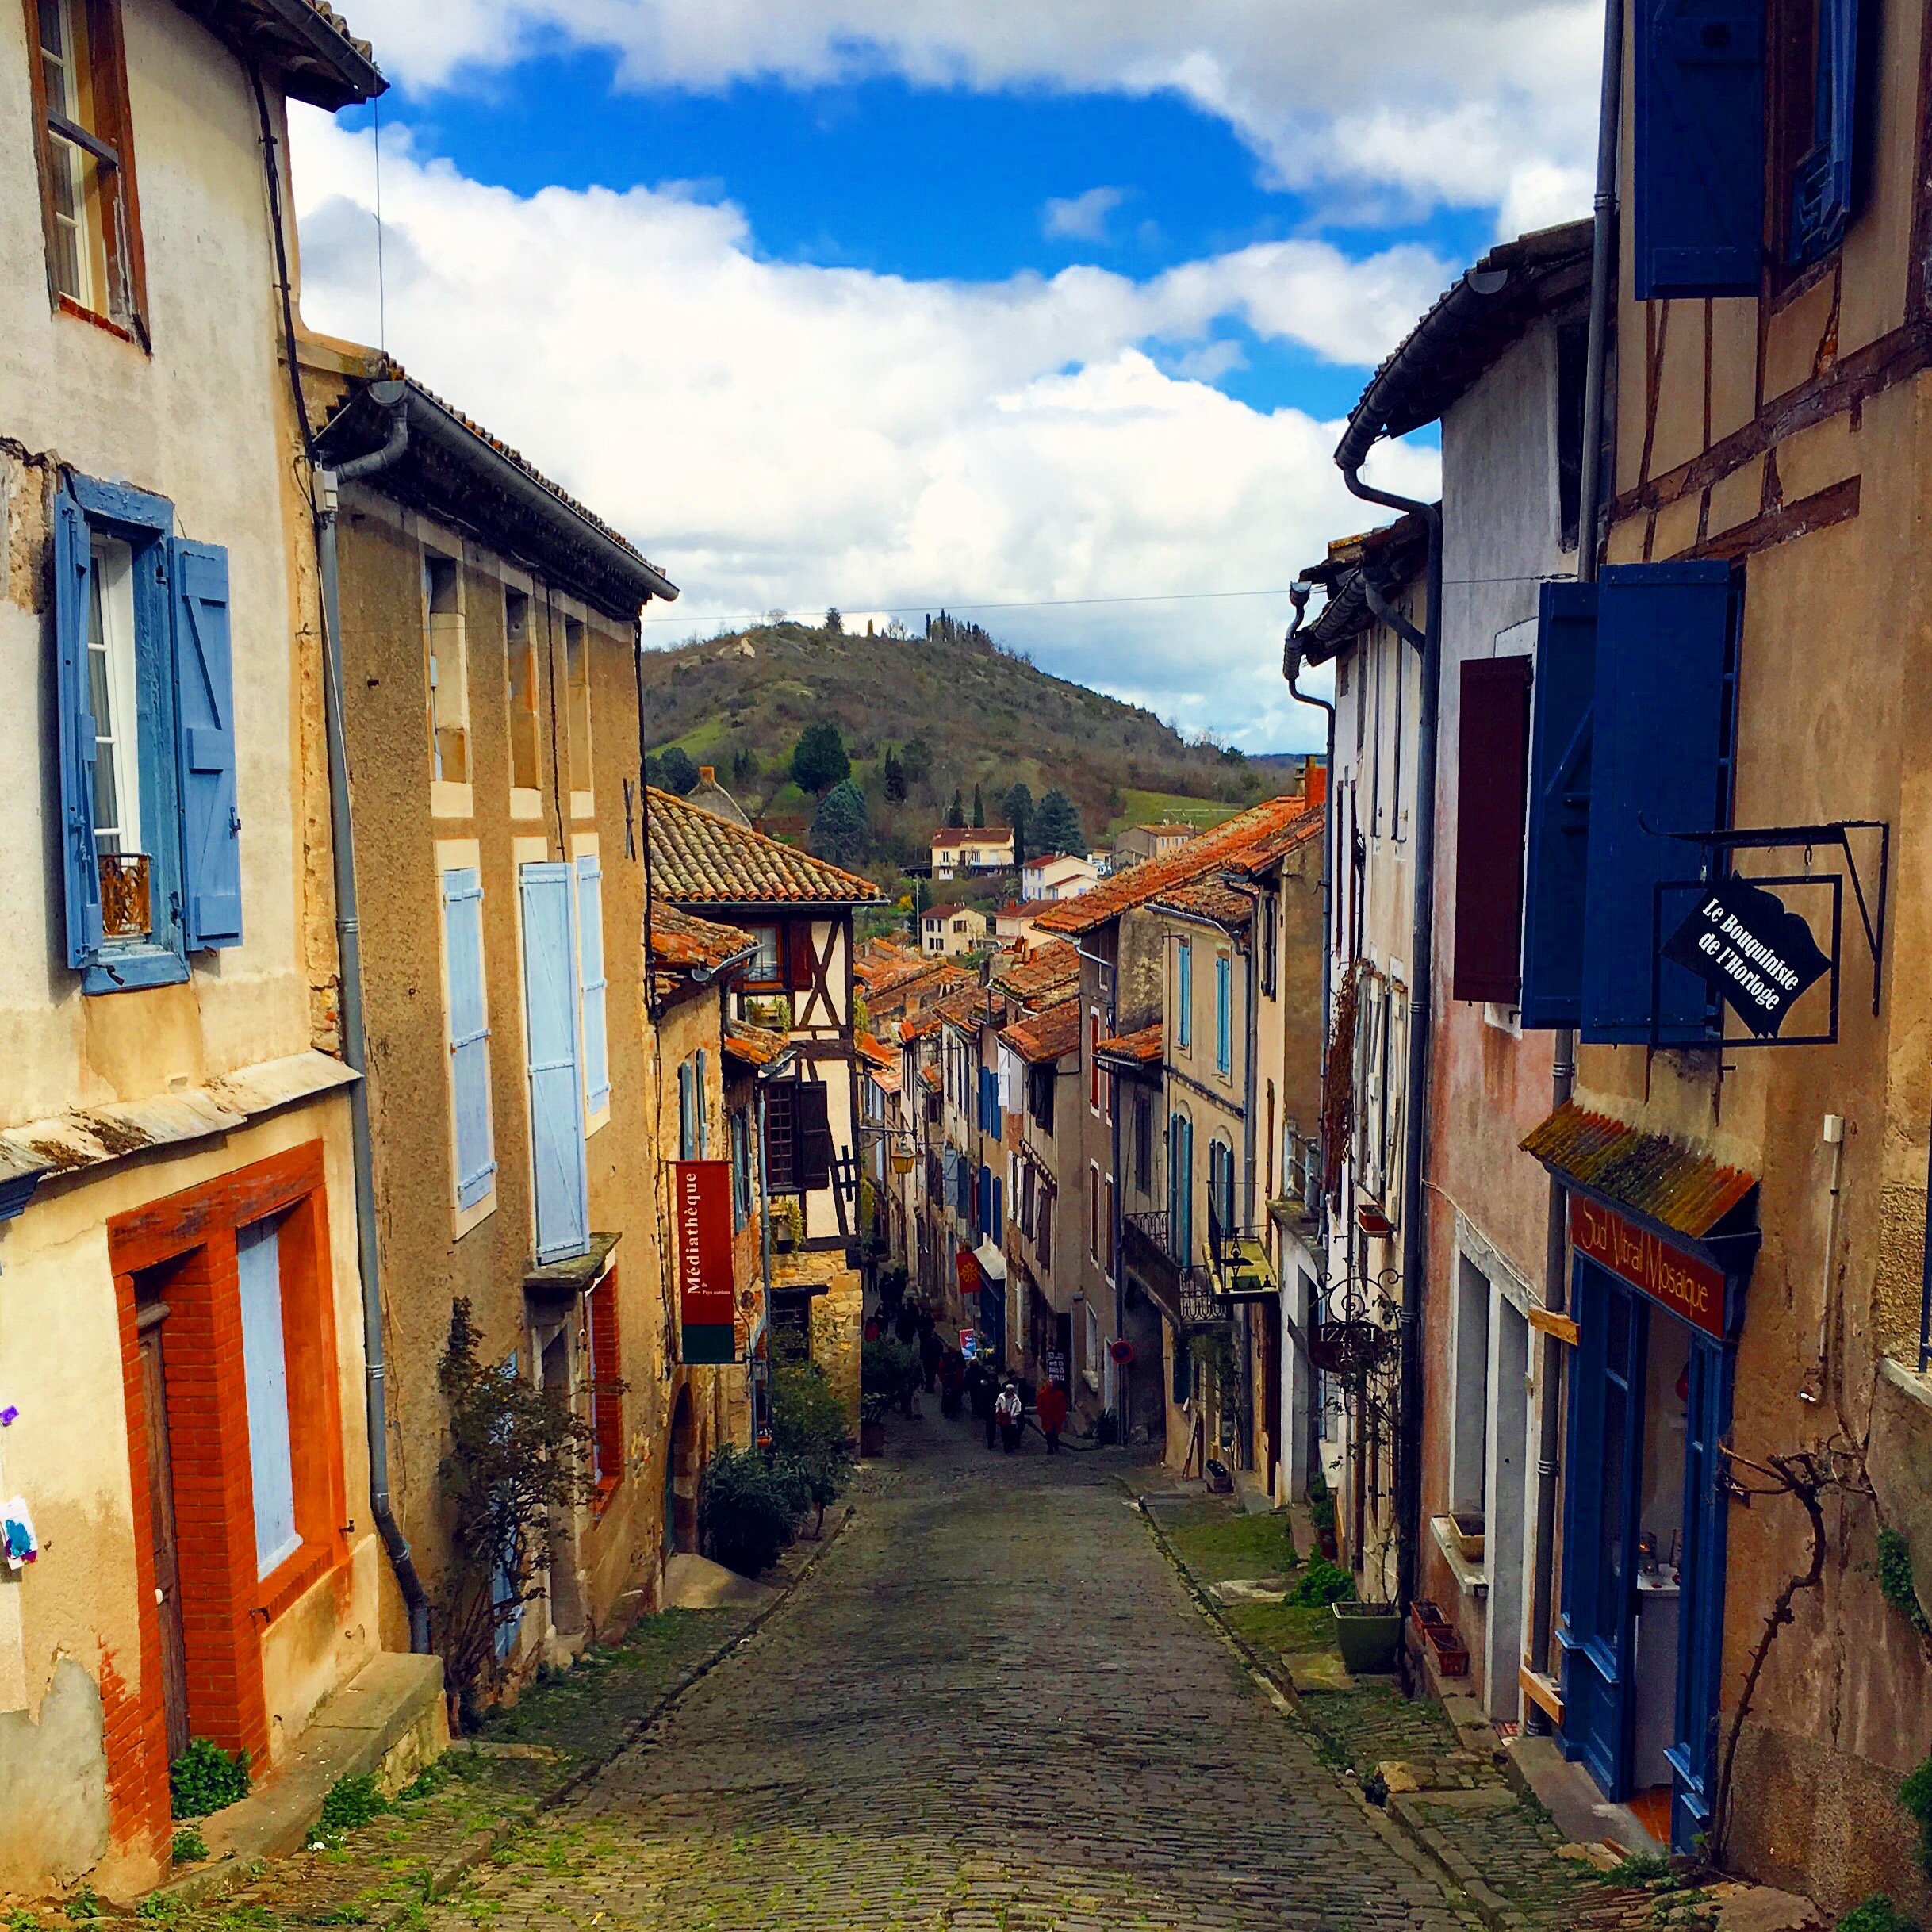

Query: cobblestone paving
426 1415 1470 1932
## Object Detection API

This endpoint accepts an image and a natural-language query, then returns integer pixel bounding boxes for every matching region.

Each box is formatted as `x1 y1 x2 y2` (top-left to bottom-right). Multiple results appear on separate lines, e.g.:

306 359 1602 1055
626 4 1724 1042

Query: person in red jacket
1035 1379 1069 1454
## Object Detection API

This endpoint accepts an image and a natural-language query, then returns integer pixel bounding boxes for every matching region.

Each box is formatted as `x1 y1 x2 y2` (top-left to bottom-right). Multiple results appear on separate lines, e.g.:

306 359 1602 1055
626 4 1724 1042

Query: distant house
995 901 1039 944
922 904 990 956
932 827 1015 879
1114 822 1199 868
1021 853 1099 903
1088 848 1117 877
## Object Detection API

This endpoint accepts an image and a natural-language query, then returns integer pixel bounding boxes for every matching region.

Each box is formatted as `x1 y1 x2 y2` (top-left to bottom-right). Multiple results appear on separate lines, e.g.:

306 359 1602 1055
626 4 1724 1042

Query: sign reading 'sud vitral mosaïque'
1660 876 1830 1039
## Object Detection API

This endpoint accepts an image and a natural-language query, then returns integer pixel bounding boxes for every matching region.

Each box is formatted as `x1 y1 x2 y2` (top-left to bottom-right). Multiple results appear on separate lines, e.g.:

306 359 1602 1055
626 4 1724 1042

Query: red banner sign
956 1247 982 1297
675 1160 736 1363
1570 1195 1727 1340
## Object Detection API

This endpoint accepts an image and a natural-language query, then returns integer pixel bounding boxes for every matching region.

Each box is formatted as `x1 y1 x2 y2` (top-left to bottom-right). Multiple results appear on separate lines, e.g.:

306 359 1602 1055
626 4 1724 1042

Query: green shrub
132 1896 180 1922
1900 1754 1932 1881
1287 1558 1355 1607
317 1772 388 1836
169 1737 250 1819
63 1889 102 1920
397 1760 451 1803
1838 1897 1921 1932
698 1443 798 1576
1602 1848 1676 1890
1877 1528 1930 1635
769 1363 854 1532
860 1339 918 1424
171 1826 208 1865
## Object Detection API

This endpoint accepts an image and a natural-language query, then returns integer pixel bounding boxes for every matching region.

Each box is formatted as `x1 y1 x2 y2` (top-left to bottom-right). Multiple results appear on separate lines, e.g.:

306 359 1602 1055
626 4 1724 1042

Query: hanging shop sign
1570 1196 1726 1340
674 1160 737 1365
956 1247 982 1298
1660 877 1830 1040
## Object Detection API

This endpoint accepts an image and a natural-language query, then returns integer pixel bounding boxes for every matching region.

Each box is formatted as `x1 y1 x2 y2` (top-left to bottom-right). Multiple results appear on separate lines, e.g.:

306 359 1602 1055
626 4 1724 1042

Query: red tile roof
1520 1102 1758 1238
723 1020 790 1068
991 939 1081 1007
1151 880 1254 927
650 787 886 907
1034 795 1320 937
649 903 756 973
1000 995 1082 1065
1094 1021 1162 1065
932 826 1013 845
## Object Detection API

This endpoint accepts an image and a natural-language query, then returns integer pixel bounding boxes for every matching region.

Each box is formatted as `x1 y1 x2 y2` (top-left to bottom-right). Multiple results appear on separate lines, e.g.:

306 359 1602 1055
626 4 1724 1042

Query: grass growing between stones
1157 1503 1298 1583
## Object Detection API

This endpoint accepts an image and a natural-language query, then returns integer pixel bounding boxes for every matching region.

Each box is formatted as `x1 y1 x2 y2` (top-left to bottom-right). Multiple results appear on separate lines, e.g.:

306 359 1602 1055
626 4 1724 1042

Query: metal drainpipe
1284 588 1336 1063
313 407 432 1653
1341 476 1441 1628
1524 0 1623 1732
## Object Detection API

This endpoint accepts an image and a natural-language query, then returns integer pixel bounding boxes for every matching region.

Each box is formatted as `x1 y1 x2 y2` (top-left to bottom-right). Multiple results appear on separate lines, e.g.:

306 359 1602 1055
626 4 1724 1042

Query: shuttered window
441 868 497 1211
1788 0 1862 267
1215 954 1232 1075
1176 940 1192 1049
575 853 610 1118
1633 0 1767 298
678 1062 696 1160
520 861 590 1263
1521 583 1598 1029
1451 656 1534 1004
1581 562 1736 1044
237 1214 300 1578
695 1048 710 1156
795 1081 834 1192
171 541 243 949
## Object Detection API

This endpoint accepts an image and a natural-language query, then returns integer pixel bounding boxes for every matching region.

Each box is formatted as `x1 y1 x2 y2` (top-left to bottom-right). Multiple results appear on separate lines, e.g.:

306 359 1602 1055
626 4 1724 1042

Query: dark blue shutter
992 1174 1002 1236
1581 562 1735 1044
1520 583 1598 1028
53 493 103 968
443 868 497 1211
1789 0 1861 266
171 540 243 949
1633 0 1766 297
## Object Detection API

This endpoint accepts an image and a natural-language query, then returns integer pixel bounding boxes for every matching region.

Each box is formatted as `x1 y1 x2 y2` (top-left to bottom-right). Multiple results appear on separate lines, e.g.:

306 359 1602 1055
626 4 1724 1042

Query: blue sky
293 2 1596 751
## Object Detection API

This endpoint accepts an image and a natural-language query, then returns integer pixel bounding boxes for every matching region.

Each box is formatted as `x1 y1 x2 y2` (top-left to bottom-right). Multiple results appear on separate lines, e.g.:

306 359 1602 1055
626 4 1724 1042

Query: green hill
638 615 1284 873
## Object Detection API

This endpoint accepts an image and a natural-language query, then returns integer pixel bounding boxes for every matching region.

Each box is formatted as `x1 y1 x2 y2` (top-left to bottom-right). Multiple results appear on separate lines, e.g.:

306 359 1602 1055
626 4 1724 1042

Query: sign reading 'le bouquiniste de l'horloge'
1660 876 1830 1039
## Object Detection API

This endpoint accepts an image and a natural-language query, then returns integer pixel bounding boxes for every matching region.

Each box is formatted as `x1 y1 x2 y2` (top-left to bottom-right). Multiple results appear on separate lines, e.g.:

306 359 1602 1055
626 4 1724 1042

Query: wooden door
139 1314 190 1762
1261 1302 1282 1493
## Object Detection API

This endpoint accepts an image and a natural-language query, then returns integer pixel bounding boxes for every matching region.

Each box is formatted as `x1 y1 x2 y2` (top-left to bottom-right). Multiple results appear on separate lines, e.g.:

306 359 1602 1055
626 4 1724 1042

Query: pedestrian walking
1035 1379 1068 1454
919 1324 943 1393
995 1381 1025 1454
940 1350 965 1419
968 1362 997 1447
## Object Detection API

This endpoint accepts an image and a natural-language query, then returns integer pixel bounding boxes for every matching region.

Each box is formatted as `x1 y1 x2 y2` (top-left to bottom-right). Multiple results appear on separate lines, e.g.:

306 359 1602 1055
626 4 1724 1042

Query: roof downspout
1285 586 1336 1104
251 52 431 1654
1337 471 1440 1640
1526 0 1623 1735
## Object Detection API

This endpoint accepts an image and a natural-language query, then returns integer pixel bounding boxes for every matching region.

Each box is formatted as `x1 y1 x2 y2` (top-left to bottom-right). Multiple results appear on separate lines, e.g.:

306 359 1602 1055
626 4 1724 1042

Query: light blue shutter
443 868 496 1210
1177 941 1192 1048
53 493 103 967
1216 956 1232 1073
678 1062 695 1160
574 853 610 1116
236 1216 299 1577
696 1048 710 1156
171 540 243 949
521 862 589 1263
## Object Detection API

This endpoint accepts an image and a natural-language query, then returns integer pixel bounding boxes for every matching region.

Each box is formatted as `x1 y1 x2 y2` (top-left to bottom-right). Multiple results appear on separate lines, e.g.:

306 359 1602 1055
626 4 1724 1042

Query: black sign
1661 877 1830 1039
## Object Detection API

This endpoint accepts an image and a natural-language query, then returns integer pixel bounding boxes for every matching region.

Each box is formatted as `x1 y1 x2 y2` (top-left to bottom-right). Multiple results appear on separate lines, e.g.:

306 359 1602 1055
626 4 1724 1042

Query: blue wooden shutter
236 1216 300 1577
53 493 103 968
171 540 243 949
1215 956 1232 1073
696 1048 709 1156
1177 941 1191 1048
1520 583 1598 1029
1633 0 1766 298
442 868 496 1210
677 1062 695 1160
520 862 589 1263
1581 562 1735 1044
575 854 610 1116
1789 0 1861 266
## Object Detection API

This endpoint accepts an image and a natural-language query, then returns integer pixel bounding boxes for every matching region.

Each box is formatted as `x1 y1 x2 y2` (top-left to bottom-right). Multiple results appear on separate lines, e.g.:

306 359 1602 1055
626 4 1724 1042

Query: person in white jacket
994 1382 1025 1454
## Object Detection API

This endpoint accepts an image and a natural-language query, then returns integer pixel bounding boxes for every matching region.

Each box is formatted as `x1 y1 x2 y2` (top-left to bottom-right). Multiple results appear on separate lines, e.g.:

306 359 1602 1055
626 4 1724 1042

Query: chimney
699 765 717 784
1304 757 1328 810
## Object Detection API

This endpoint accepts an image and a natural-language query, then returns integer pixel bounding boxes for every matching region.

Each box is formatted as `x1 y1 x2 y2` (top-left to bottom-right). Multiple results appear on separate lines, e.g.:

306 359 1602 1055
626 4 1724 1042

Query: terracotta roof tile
991 939 1081 1006
1152 880 1254 927
723 1020 790 1068
921 1064 942 1091
1094 1021 1162 1065
1000 995 1081 1065
649 903 755 972
1520 1102 1758 1239
1034 795 1319 937
650 787 886 907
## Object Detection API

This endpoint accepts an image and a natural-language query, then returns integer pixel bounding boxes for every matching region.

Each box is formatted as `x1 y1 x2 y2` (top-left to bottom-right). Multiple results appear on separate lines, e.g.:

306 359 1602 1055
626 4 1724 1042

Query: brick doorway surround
106 1142 349 1860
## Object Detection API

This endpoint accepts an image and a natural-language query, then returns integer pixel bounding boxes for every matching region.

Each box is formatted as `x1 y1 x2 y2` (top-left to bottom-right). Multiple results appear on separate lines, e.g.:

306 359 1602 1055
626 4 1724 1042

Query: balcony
1207 1203 1278 1301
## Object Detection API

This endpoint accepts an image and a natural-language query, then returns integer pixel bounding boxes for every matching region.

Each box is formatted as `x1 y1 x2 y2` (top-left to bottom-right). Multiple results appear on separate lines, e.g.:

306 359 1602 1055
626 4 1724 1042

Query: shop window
565 615 592 807
1632 0 1766 298
1451 656 1533 1004
53 479 240 989
424 554 470 788
504 589 541 795
1522 564 1738 1043
28 0 144 333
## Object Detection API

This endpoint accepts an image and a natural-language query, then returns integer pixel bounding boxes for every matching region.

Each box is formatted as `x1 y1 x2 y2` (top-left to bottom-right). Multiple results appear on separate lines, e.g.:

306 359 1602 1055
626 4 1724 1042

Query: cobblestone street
426 1415 1466 1932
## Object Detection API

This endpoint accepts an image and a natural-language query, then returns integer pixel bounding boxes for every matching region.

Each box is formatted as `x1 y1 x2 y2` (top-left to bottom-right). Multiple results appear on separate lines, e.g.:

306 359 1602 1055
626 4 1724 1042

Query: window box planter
1449 1512 1485 1562
1332 1599 1401 1674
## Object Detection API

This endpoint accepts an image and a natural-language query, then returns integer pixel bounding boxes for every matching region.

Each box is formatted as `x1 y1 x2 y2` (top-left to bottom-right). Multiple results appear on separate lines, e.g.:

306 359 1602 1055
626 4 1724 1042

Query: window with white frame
424 553 470 787
504 589 541 793
565 615 592 805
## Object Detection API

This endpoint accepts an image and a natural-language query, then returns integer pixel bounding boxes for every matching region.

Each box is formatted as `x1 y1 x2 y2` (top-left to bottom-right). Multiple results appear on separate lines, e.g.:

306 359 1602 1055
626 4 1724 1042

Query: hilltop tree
730 743 760 787
1002 783 1033 864
810 780 869 867
654 746 699 795
824 607 844 634
971 784 985 828
1033 788 1086 858
882 746 907 803
945 789 966 829
791 721 851 796
902 738 933 786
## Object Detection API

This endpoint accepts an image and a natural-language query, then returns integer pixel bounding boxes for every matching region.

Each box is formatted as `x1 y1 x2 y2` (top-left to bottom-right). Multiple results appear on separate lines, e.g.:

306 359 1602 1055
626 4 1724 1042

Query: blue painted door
521 862 589 1263
1560 1260 1647 1798
1669 1337 1732 1851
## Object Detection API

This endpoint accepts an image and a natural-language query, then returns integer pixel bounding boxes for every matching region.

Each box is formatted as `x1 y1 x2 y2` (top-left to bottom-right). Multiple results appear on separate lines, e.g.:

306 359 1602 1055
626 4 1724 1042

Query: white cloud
343 0 1600 229
291 113 1440 751
1042 186 1126 243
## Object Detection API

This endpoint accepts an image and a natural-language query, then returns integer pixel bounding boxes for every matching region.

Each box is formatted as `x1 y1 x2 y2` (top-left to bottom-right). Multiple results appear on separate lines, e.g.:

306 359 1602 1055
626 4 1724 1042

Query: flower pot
1450 1512 1485 1562
1332 1599 1402 1674
860 1418 886 1458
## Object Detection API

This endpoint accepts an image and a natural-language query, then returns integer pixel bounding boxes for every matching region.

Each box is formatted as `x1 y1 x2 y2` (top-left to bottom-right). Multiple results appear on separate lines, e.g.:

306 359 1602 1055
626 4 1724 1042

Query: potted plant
1450 1512 1485 1562
1332 1599 1403 1673
770 1199 803 1255
860 1337 914 1457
